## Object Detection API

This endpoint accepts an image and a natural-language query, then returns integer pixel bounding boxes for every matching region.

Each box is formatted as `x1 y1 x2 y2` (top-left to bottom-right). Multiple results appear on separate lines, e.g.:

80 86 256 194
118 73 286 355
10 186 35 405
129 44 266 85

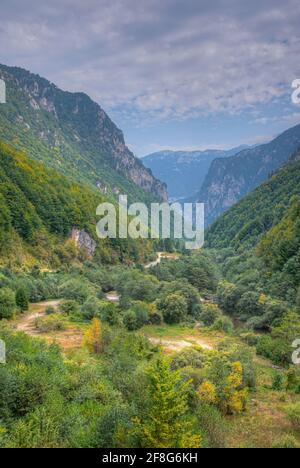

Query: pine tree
136 357 201 448
16 287 29 312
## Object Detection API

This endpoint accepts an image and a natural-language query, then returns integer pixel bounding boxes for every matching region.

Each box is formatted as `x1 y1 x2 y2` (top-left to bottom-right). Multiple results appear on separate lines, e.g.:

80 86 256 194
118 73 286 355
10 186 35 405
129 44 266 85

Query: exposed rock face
194 124 300 225
0 64 167 202
71 228 96 257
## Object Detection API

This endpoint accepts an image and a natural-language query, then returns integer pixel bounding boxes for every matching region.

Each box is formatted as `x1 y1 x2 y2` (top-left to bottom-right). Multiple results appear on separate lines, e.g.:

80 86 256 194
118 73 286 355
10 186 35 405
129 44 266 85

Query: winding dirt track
15 300 83 351
16 300 62 335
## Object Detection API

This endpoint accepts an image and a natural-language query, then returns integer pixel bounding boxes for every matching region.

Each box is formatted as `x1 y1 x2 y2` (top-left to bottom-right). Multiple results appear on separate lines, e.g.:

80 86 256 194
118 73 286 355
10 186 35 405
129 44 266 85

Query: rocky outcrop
71 228 96 257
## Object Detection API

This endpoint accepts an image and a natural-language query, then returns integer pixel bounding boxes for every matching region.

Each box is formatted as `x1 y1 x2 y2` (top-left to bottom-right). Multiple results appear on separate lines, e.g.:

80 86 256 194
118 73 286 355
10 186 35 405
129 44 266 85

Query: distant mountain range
192 124 300 225
0 64 167 203
142 146 247 201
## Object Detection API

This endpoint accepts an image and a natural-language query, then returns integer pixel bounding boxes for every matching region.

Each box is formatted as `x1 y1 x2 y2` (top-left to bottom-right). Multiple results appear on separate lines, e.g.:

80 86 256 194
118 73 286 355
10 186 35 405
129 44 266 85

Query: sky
1 0 300 156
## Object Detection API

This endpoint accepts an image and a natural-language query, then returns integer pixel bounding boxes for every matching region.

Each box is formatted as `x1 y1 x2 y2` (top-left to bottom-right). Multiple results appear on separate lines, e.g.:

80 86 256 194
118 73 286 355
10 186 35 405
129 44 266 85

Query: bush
45 306 55 315
34 314 66 333
59 279 90 304
272 435 299 449
131 302 150 328
211 316 233 334
237 291 263 318
123 310 138 331
171 348 207 371
200 304 221 326
272 373 286 391
16 287 29 312
216 281 241 315
158 293 188 324
148 306 163 325
285 402 300 429
100 303 121 326
81 297 101 320
0 288 16 319
59 300 80 315
196 404 227 448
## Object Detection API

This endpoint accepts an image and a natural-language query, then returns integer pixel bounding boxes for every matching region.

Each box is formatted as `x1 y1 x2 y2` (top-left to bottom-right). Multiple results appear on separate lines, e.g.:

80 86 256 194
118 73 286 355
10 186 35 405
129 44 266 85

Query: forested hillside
205 152 300 326
0 142 154 267
0 64 167 203
206 154 300 250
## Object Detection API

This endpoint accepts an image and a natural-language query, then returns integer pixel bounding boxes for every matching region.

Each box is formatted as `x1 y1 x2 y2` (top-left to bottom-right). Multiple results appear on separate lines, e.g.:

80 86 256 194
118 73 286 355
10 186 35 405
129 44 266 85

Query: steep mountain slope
0 142 153 267
206 149 300 250
142 146 247 200
194 124 300 225
0 64 167 203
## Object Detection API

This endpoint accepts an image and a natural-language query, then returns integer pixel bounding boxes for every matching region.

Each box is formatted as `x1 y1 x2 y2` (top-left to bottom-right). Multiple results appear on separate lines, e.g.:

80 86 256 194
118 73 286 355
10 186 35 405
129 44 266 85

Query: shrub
171 348 207 371
34 314 66 333
237 291 263 318
45 306 55 315
148 306 163 325
123 310 139 331
81 297 101 320
200 304 221 326
196 404 227 448
285 402 300 429
100 303 121 326
211 316 233 334
15 287 29 312
131 302 150 328
0 288 16 319
158 293 188 324
272 373 286 391
59 300 80 315
59 279 90 304
272 435 299 449
216 281 241 315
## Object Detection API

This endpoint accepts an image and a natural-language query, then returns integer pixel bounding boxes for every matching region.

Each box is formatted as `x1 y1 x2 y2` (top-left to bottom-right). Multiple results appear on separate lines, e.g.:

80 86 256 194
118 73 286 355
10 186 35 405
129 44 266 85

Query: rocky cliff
0 64 167 202
194 124 300 225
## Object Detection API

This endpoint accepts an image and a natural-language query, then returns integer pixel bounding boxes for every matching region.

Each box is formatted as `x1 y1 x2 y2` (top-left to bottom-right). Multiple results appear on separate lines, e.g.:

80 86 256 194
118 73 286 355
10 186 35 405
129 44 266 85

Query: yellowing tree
84 318 103 354
197 381 217 405
224 362 247 414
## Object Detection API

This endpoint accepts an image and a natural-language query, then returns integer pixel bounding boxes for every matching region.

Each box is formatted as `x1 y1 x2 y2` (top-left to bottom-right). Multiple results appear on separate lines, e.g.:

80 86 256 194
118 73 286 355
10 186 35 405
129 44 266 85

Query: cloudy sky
1 0 300 155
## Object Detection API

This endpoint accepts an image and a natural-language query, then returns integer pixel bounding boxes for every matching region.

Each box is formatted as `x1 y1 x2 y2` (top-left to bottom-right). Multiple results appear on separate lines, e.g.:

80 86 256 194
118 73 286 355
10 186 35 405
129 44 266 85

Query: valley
0 63 300 450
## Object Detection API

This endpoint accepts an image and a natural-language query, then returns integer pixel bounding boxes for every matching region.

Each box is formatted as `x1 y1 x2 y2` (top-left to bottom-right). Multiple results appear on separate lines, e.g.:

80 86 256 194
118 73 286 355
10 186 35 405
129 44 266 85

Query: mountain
0 64 167 203
0 142 154 267
142 146 247 201
206 149 300 251
193 124 300 225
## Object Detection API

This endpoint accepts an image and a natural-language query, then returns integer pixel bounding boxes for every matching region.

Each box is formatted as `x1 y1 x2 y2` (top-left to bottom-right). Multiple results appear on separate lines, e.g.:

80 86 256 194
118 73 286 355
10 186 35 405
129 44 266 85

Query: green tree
0 288 16 319
158 293 188 324
136 357 201 448
16 287 29 312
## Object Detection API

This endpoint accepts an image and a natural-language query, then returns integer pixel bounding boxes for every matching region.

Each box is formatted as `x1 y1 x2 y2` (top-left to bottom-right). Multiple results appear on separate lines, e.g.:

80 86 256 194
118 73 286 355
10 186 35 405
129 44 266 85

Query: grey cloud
0 0 300 121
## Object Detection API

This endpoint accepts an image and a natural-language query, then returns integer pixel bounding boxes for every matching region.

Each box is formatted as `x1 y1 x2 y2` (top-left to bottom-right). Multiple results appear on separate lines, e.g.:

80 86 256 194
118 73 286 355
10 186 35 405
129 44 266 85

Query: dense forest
0 142 155 268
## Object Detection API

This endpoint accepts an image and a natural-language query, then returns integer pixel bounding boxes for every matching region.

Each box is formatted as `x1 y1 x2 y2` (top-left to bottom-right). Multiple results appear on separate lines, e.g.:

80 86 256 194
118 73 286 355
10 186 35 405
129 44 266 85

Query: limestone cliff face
194 124 300 225
0 64 168 202
71 228 96 257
